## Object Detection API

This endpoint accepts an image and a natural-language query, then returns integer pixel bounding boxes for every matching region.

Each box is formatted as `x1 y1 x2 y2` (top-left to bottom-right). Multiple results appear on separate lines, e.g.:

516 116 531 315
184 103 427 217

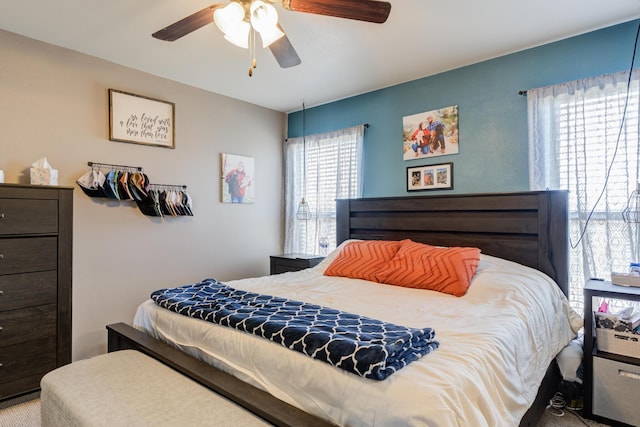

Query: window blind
284 125 364 255
529 69 640 311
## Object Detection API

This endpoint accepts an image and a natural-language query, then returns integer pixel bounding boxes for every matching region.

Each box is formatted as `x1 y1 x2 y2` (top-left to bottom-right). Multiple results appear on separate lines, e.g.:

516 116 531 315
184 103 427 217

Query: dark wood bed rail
337 190 569 296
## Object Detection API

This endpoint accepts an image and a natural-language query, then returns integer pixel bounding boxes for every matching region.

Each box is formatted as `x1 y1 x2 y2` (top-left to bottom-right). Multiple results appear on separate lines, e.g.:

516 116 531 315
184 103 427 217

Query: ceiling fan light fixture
213 2 245 35
223 20 250 48
257 25 285 48
250 0 284 47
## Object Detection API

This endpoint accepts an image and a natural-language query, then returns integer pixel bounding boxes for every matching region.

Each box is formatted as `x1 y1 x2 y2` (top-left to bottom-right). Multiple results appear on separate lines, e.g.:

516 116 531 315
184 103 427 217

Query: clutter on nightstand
611 261 640 287
583 279 640 425
594 305 640 358
611 272 640 287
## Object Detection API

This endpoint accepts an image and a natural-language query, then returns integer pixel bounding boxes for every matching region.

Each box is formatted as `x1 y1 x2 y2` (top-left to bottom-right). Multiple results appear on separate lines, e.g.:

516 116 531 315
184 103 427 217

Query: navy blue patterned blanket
151 279 439 380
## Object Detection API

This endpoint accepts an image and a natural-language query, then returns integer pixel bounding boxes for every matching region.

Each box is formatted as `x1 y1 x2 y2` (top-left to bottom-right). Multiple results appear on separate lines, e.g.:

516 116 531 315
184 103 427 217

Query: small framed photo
407 162 453 192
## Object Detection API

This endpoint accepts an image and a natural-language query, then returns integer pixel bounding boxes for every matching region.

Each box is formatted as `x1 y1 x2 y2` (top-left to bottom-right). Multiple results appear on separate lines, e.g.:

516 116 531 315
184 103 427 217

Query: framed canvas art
220 153 255 204
108 89 175 149
403 105 458 160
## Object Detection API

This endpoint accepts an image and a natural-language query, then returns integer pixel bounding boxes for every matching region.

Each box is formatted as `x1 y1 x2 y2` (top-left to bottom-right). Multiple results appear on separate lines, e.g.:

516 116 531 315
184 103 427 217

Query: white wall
0 29 285 360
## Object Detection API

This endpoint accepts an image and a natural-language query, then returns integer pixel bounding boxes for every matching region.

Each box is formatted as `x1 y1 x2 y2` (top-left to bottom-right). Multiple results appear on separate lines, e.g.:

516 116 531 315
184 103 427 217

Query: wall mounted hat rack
87 161 143 172
76 161 193 217
148 183 187 190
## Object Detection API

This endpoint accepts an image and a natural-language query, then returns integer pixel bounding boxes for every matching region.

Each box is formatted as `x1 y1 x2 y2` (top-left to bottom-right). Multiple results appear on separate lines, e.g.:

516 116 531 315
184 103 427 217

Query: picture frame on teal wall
407 162 453 192
403 105 458 160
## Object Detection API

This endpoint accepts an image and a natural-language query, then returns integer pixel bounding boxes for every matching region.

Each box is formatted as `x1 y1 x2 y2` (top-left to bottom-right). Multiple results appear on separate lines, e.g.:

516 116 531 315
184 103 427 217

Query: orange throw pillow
324 240 403 282
375 240 480 296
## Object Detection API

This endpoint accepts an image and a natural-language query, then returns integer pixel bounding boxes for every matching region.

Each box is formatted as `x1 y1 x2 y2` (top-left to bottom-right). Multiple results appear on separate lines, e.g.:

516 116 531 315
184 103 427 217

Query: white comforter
134 249 582 427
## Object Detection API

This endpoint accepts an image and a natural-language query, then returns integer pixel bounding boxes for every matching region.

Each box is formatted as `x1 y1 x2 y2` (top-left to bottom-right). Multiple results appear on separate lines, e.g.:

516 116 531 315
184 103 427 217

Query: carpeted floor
0 393 612 427
538 408 611 426
0 393 40 427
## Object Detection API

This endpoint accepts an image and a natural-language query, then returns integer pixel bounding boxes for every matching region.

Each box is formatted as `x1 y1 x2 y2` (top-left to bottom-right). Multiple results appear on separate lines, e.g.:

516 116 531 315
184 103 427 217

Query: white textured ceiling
1 0 638 112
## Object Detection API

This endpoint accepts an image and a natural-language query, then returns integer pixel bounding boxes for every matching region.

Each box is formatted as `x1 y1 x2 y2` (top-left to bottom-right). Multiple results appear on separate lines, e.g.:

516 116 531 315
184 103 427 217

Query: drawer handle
0 290 3 296
0 326 3 331
0 213 4 219
619 369 640 381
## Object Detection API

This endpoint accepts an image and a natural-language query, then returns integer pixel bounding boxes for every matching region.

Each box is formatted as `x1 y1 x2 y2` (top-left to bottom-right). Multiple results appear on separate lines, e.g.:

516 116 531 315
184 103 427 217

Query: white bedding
133 248 582 427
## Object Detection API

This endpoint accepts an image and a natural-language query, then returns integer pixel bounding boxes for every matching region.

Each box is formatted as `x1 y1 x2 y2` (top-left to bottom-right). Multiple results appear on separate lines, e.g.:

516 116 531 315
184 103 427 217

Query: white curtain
284 125 364 255
528 69 640 311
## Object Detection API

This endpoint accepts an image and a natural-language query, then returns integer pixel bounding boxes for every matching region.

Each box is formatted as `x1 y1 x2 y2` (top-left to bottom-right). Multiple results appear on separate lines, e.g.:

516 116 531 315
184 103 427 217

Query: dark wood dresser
0 184 73 400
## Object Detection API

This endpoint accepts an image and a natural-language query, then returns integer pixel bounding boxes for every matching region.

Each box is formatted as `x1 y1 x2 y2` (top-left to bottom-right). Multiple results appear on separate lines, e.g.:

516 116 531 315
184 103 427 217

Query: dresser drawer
0 199 58 235
0 305 56 347
0 337 57 390
0 371 47 400
0 271 56 311
592 356 640 426
0 237 57 275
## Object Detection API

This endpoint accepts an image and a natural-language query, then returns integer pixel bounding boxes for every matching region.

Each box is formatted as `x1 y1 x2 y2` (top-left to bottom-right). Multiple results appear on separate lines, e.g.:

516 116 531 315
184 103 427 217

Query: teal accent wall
287 20 639 197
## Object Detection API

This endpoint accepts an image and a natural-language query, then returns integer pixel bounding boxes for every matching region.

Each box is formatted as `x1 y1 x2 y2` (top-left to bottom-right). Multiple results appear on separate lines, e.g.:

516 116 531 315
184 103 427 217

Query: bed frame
108 190 568 427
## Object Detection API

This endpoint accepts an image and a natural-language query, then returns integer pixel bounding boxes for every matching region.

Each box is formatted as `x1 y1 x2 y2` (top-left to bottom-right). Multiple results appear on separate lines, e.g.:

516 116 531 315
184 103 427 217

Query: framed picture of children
402 105 459 160
220 153 255 204
406 162 453 192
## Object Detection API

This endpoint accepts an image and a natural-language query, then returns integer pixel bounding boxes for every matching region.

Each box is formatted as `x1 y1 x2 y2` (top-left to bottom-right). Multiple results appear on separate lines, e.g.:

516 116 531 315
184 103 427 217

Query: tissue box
30 167 58 185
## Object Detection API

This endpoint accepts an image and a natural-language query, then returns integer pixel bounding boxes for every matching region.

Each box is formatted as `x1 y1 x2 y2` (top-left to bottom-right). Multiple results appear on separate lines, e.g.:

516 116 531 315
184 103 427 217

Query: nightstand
270 254 324 275
583 279 640 427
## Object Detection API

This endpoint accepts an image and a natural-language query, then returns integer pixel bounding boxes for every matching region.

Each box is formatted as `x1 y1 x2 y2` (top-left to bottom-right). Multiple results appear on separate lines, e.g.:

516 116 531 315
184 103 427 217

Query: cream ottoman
40 350 272 427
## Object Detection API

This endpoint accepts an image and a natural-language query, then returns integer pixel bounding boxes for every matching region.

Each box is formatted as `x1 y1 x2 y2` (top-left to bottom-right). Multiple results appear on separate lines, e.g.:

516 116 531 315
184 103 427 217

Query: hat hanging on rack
296 102 312 221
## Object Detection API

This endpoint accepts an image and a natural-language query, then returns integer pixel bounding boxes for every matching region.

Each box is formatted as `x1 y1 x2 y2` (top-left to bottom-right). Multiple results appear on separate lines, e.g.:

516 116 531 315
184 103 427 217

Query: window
528 69 640 312
284 125 364 255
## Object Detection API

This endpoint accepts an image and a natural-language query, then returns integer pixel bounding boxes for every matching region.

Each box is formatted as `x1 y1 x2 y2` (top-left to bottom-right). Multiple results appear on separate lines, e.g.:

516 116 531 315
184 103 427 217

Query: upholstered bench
40 350 272 427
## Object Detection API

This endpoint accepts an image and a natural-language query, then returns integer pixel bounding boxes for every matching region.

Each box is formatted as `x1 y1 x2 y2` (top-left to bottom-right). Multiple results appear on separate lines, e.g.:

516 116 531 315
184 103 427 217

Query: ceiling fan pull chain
248 26 257 77
252 27 257 71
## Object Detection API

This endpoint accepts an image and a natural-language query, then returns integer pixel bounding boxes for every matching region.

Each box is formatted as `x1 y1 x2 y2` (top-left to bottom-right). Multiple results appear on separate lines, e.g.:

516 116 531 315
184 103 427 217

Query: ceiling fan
152 0 392 74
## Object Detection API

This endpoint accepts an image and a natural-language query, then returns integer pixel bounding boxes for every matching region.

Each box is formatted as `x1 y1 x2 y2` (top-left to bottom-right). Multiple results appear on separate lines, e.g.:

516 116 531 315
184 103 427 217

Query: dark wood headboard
336 190 568 296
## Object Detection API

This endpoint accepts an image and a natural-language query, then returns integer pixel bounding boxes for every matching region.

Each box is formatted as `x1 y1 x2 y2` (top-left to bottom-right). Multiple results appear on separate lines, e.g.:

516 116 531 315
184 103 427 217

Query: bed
107 190 581 427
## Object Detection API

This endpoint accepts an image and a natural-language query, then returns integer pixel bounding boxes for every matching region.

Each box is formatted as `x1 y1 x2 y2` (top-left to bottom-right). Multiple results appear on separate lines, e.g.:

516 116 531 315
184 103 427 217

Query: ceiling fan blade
269 28 302 68
283 0 391 24
152 4 222 41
